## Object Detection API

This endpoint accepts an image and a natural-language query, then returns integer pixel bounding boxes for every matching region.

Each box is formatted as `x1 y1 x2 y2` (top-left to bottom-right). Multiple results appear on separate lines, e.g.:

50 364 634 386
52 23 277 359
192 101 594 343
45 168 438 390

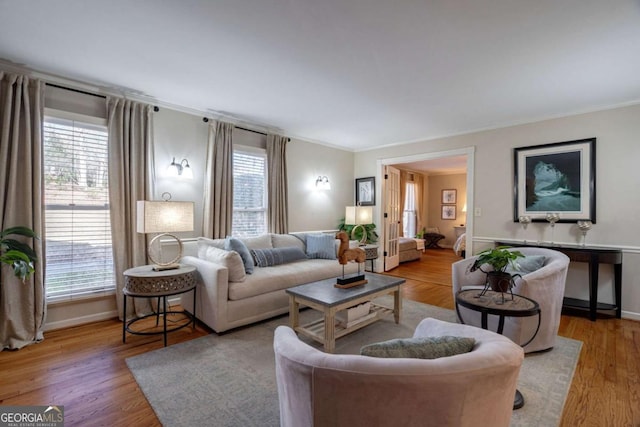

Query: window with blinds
43 115 115 302
232 148 267 237
403 181 417 237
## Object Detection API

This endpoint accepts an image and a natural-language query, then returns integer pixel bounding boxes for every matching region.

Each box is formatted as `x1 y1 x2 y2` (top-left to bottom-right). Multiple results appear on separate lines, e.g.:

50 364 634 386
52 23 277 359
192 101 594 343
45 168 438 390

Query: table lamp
137 193 194 270
345 204 373 245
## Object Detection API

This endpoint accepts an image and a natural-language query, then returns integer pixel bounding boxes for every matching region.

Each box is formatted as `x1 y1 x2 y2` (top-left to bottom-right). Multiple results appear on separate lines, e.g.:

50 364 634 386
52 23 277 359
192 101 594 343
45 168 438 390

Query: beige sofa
274 318 524 427
181 233 360 333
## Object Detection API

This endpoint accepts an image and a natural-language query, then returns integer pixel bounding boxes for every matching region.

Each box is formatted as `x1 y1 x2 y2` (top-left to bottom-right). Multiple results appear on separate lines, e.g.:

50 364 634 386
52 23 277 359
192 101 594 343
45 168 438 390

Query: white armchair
274 318 524 427
452 247 570 353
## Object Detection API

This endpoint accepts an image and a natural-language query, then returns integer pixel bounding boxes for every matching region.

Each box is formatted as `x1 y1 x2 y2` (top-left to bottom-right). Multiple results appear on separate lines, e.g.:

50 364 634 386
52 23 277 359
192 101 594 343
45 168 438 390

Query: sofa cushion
506 255 546 275
251 247 307 267
197 237 225 259
225 236 254 274
272 234 306 252
240 234 273 250
227 259 359 301
360 336 476 359
305 233 336 260
200 245 246 282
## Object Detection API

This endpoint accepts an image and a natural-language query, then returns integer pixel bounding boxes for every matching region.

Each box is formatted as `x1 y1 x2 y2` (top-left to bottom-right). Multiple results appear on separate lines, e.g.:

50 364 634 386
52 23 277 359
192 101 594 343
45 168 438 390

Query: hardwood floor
1 249 638 426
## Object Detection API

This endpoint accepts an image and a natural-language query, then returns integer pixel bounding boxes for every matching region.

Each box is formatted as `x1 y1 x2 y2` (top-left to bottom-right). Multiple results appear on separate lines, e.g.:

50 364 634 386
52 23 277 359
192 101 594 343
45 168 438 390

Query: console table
496 240 622 321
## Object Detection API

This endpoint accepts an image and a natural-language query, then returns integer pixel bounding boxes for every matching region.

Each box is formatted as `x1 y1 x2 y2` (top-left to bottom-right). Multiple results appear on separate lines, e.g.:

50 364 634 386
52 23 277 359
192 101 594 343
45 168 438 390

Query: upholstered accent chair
274 318 524 427
452 247 570 353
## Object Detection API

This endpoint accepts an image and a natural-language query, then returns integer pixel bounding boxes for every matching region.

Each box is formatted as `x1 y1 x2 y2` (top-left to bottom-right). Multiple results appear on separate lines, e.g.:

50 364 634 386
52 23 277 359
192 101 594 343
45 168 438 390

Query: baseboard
44 310 118 332
43 296 183 332
621 310 640 322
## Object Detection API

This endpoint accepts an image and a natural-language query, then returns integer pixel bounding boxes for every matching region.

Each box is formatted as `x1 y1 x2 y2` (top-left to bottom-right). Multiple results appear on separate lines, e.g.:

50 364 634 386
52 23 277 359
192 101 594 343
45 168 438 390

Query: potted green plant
337 219 378 244
469 246 524 292
0 226 38 284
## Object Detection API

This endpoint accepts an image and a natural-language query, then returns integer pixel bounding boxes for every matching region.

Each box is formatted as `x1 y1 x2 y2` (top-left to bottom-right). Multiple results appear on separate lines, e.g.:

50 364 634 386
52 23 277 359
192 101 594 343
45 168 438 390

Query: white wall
286 139 354 232
355 104 640 320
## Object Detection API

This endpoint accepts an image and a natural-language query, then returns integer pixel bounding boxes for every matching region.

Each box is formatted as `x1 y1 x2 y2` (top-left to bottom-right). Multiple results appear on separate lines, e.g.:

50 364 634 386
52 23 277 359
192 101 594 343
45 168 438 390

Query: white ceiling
1 0 639 151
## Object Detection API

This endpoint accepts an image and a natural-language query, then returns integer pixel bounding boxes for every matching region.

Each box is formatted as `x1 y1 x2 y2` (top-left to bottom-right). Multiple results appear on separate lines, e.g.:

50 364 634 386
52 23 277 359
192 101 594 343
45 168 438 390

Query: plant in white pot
469 246 525 293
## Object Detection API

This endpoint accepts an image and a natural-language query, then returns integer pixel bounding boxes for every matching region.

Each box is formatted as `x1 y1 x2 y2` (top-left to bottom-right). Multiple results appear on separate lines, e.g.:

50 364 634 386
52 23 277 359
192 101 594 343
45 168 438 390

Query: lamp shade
345 205 373 225
137 200 194 233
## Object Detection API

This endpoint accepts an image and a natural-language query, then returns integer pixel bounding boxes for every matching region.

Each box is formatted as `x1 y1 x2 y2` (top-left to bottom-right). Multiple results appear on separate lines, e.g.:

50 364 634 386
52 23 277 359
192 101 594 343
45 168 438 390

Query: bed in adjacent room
399 237 422 263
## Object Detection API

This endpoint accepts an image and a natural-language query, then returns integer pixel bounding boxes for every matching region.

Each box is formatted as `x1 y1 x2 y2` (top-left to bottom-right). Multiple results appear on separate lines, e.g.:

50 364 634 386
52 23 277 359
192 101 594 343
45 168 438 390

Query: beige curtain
0 73 46 350
399 172 408 236
414 173 424 233
107 97 154 320
267 134 288 234
203 121 234 239
399 171 424 237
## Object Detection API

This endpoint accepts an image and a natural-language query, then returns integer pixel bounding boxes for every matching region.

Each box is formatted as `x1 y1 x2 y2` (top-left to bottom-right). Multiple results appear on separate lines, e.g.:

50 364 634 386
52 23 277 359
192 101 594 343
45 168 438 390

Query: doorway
377 147 475 272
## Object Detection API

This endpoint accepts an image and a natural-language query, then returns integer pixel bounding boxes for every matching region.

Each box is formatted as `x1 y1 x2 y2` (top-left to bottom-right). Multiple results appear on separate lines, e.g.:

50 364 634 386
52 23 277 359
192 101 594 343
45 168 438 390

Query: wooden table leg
324 307 337 353
394 287 402 324
289 295 299 329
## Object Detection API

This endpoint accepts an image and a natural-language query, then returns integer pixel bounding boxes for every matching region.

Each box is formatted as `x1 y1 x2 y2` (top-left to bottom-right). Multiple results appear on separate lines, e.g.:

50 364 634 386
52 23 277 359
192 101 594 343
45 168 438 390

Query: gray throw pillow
225 236 254 274
251 247 307 267
360 336 476 359
305 233 336 260
505 255 546 275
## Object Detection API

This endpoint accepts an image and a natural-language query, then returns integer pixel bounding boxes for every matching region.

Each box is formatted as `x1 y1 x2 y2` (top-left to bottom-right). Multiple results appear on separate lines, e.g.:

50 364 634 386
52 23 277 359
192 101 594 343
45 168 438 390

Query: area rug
126 298 582 427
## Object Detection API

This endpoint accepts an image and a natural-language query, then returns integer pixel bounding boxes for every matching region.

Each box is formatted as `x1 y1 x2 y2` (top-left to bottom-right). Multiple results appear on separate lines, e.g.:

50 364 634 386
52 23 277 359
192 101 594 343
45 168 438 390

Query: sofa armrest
180 255 230 332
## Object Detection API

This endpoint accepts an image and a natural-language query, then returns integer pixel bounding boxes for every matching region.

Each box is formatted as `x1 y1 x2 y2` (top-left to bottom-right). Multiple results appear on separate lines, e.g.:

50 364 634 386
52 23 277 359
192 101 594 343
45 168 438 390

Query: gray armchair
274 318 524 427
452 247 570 353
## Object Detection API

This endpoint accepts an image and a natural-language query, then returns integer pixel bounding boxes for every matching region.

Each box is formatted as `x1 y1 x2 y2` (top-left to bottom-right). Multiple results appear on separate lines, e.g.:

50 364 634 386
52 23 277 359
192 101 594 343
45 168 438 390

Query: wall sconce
167 158 194 179
315 175 331 190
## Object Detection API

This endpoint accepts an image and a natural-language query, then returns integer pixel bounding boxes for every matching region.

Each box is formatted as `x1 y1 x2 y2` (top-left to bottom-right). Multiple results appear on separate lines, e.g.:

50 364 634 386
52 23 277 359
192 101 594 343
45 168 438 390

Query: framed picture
441 205 456 220
442 189 457 204
356 177 375 206
513 137 596 223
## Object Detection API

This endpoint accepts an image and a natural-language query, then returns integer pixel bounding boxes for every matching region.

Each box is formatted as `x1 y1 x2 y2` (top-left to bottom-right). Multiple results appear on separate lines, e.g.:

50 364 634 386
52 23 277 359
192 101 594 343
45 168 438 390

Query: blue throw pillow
225 236 254 274
506 255 546 275
305 233 336 260
251 247 307 267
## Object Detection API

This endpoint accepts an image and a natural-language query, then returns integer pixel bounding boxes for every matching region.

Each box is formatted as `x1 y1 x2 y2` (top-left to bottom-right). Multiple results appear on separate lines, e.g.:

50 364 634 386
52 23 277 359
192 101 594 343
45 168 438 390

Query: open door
383 165 400 271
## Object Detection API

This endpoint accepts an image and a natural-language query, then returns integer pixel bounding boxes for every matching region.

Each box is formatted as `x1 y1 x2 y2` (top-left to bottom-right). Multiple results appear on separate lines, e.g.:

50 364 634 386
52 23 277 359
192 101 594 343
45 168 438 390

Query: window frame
43 108 116 303
232 145 268 237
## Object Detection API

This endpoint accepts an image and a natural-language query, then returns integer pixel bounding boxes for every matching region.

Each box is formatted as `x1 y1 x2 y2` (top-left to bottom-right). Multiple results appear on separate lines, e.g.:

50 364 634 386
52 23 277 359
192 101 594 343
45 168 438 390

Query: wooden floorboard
1 248 638 426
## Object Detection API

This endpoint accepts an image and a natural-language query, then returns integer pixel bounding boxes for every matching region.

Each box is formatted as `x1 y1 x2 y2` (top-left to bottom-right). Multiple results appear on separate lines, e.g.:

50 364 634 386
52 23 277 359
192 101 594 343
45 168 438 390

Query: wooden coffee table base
289 285 402 353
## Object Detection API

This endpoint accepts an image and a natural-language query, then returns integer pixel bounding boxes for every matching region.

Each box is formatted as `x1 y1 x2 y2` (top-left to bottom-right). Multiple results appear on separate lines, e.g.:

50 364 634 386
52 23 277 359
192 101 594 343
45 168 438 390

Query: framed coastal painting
356 177 375 206
513 138 596 223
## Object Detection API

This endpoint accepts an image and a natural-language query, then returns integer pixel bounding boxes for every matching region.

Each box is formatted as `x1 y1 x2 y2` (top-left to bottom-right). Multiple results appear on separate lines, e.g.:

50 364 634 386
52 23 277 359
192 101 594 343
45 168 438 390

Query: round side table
455 289 541 410
122 264 197 347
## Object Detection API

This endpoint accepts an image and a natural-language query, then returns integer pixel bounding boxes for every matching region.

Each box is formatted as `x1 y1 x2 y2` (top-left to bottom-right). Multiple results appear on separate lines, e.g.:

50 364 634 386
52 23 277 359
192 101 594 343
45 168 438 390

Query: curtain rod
202 118 289 140
45 82 161 111
45 82 106 99
235 126 291 142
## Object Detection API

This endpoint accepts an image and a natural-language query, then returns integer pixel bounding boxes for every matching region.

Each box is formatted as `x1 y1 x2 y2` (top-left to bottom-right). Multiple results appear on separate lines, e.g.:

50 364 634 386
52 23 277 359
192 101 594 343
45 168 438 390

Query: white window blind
43 115 115 302
232 148 267 237
403 181 417 237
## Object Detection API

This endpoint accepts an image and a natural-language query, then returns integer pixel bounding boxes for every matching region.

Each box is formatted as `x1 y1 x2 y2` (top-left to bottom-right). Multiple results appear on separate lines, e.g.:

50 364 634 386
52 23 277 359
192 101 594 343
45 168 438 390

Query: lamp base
148 233 183 268
152 263 181 271
350 224 368 245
